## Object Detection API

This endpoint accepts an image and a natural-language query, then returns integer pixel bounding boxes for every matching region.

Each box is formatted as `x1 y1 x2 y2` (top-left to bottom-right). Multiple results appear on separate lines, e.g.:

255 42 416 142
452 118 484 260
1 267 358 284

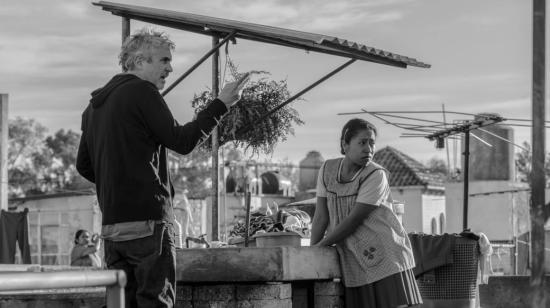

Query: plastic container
253 232 302 247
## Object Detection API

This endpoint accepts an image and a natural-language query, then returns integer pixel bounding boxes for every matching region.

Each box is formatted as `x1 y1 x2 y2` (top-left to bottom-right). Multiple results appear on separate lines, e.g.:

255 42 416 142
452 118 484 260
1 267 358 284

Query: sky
1 0 548 169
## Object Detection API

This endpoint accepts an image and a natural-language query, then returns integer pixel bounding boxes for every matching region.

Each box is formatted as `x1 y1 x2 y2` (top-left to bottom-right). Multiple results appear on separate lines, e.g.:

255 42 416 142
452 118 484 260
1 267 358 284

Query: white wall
445 181 530 240
421 194 446 234
391 186 423 233
10 194 99 265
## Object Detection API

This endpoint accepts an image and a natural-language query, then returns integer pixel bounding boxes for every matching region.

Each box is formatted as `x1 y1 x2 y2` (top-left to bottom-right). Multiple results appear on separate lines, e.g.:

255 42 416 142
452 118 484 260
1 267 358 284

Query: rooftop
374 146 445 189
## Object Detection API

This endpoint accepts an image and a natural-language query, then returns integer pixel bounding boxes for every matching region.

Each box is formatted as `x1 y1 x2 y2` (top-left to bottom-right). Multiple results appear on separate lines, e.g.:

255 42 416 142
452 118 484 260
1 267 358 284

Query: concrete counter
0 247 345 307
176 246 342 282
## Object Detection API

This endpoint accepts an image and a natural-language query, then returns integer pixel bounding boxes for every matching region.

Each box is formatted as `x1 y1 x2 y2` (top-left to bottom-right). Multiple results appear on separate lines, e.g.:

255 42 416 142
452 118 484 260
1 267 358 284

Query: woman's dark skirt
345 269 422 308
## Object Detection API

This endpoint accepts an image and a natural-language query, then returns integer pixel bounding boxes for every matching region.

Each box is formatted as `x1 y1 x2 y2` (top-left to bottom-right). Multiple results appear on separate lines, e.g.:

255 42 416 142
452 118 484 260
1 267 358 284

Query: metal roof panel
94 1 430 69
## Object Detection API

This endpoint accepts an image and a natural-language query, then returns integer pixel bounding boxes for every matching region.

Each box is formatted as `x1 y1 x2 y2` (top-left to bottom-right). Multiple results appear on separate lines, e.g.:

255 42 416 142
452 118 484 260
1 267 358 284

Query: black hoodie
76 74 227 225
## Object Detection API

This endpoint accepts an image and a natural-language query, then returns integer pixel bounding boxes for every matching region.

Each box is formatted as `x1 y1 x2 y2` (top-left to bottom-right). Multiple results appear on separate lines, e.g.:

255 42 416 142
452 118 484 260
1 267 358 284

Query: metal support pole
121 17 130 44
0 94 7 212
531 0 546 306
162 31 237 97
463 130 470 230
244 190 251 247
106 270 126 308
211 35 220 241
227 58 356 141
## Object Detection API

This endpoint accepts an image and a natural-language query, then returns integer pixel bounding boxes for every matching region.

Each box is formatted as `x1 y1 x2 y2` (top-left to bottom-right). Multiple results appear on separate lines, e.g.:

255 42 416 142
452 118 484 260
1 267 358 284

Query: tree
45 129 94 192
8 117 51 197
515 141 550 185
7 117 92 198
426 156 449 175
45 129 80 166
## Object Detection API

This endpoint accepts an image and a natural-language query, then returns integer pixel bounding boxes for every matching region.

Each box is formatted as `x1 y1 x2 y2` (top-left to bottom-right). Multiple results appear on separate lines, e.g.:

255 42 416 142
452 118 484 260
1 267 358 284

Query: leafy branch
191 61 304 156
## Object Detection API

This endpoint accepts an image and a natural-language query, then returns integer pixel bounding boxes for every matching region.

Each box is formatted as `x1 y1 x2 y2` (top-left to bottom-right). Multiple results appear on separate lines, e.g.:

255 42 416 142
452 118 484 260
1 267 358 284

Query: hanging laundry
0 208 32 264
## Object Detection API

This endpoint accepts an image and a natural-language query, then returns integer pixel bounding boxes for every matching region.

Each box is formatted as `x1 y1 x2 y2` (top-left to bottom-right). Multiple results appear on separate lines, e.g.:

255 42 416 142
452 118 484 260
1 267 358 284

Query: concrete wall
391 186 423 232
422 193 446 234
466 122 515 181
10 194 99 265
445 181 530 240
179 283 293 308
0 281 345 308
391 186 445 234
479 276 550 308
11 194 100 233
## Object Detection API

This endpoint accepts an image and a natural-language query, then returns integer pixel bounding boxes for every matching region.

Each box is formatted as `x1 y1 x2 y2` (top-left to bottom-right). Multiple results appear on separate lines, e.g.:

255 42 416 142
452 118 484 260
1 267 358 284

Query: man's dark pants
104 223 176 308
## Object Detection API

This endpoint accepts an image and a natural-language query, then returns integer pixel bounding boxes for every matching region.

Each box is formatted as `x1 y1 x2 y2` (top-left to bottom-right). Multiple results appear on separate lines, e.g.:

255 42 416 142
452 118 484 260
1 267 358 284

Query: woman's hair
340 118 378 155
118 28 175 72
74 229 87 244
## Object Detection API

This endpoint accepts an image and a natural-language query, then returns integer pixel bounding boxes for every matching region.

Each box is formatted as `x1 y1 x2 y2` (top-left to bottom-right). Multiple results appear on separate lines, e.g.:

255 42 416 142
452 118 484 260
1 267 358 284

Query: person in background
310 118 422 308
70 229 102 267
76 27 249 308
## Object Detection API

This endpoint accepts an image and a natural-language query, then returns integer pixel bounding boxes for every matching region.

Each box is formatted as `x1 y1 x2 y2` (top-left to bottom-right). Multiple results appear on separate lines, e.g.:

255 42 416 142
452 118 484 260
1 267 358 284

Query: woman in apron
311 118 422 308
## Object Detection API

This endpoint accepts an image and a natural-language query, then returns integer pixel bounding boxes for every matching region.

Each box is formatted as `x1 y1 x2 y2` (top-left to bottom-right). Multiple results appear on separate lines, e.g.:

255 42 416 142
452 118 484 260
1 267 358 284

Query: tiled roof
373 146 445 188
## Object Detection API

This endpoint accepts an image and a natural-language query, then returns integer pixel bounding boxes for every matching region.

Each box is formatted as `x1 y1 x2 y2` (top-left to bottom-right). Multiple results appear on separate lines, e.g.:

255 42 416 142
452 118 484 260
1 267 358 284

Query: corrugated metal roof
374 146 445 188
93 1 430 69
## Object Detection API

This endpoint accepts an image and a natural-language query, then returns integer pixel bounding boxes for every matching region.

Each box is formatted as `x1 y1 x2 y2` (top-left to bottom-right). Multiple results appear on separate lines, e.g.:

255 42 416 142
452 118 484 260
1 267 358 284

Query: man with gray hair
77 28 249 307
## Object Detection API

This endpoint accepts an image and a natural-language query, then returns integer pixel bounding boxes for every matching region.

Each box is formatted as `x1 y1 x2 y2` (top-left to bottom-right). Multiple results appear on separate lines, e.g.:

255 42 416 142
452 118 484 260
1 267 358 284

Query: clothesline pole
530 0 546 306
0 94 8 212
462 131 470 230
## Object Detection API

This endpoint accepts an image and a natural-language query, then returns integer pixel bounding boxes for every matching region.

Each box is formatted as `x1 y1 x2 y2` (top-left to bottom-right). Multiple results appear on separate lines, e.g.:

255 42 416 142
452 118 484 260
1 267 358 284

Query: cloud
229 2 299 25
2 0 539 165
462 97 531 118
58 2 90 18
334 72 523 94
456 12 505 27
209 0 409 33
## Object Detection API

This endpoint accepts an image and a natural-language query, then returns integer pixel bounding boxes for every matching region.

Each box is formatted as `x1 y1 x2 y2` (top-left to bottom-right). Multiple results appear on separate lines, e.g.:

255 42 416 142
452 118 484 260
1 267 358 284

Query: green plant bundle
191 74 304 155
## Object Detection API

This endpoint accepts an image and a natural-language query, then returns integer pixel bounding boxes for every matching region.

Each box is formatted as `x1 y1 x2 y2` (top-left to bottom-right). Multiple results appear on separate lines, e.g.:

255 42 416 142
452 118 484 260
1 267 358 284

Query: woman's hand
90 233 101 249
91 233 100 244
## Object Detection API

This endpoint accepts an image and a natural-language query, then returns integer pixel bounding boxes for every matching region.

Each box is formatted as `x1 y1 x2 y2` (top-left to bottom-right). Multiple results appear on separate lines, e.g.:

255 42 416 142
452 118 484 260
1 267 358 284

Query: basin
176 246 341 282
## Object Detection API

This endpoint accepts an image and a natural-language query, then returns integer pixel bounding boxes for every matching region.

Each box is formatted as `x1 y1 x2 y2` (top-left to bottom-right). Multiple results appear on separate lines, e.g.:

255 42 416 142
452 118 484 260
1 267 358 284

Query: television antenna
339 107 548 230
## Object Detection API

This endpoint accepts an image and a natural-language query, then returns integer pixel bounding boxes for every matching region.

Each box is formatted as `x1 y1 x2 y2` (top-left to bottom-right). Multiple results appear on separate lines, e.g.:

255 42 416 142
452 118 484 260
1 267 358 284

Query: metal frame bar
424 116 504 141
92 2 430 68
162 30 237 97
211 35 221 241
224 58 356 142
0 270 126 308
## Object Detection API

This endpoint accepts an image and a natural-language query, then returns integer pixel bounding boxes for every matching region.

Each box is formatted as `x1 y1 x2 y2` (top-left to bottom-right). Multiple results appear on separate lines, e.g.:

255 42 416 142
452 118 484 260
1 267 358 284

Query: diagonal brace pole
162 30 237 97
227 58 356 141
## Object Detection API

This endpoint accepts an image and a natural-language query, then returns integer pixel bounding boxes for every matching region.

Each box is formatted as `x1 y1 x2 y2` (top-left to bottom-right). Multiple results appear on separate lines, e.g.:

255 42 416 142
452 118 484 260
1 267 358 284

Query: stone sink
176 246 341 282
